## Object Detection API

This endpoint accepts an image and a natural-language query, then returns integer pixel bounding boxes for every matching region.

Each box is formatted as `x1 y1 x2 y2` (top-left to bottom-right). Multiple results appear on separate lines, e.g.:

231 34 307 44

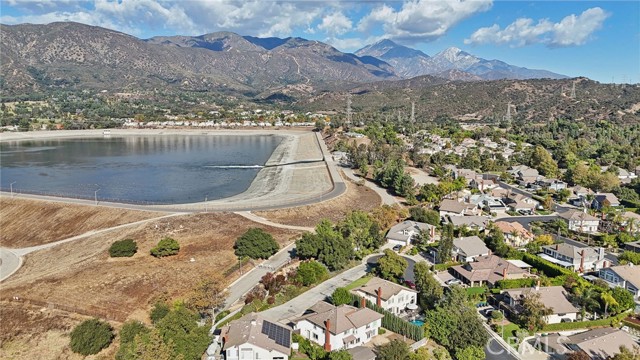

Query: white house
351 277 418 315
598 264 640 300
452 236 491 262
221 313 291 360
293 301 383 351
540 243 608 272
558 209 600 233
439 199 479 217
385 220 435 247
502 284 579 324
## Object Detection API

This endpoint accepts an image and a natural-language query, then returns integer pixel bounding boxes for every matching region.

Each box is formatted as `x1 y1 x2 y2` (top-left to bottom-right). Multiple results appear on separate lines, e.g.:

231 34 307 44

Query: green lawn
344 275 372 290
495 322 525 348
466 286 487 296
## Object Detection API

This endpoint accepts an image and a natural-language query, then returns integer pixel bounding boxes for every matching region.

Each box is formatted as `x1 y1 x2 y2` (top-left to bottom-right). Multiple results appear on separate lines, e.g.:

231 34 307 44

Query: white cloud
358 0 493 42
318 11 352 36
465 7 609 47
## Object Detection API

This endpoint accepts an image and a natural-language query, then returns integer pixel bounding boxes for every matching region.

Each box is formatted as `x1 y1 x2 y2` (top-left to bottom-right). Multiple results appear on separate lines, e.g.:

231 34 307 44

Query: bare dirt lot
0 197 163 248
254 178 381 227
1 213 301 325
0 301 116 360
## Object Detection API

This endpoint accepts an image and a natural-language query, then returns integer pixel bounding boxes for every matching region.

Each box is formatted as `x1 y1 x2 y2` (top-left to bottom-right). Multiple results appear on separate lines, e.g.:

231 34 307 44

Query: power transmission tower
503 103 515 126
346 94 352 124
570 81 576 99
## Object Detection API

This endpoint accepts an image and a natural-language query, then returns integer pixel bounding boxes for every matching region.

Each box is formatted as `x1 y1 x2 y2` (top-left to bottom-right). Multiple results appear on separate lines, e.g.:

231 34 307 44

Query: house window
313 333 318 340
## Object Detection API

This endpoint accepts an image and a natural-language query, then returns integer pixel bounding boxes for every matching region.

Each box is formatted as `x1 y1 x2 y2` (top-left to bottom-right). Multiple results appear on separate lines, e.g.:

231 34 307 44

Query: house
547 328 638 360
451 255 532 287
456 169 477 184
494 221 534 247
452 236 491 262
617 168 638 184
537 179 568 191
468 194 507 211
508 165 542 186
385 220 436 247
558 209 600 233
469 176 500 192
625 240 640 253
572 186 594 198
446 215 491 231
502 284 579 324
504 193 539 214
351 277 418 315
592 193 621 209
221 313 291 360
540 243 608 272
439 199 479 217
293 301 383 351
598 264 640 300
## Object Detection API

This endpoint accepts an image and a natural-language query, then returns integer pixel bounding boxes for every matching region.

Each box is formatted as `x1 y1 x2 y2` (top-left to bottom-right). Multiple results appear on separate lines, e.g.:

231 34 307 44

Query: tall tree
337 210 382 257
185 277 227 320
413 261 443 309
530 145 558 177
518 292 553 332
437 223 454 263
600 291 618 318
377 249 408 282
375 339 411 360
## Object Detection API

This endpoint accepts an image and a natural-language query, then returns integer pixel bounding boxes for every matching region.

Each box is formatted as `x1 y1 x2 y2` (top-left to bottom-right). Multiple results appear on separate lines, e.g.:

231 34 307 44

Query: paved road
341 166 399 205
0 248 22 282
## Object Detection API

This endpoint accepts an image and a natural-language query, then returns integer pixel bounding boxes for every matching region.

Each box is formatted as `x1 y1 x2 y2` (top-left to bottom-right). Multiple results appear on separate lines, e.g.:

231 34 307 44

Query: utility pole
94 188 100 205
10 181 16 197
570 81 576 99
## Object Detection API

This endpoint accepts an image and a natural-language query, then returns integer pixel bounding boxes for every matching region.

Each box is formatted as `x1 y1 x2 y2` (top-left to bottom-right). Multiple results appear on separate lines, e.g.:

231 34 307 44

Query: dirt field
1 213 301 325
0 197 163 248
0 301 118 360
254 178 381 227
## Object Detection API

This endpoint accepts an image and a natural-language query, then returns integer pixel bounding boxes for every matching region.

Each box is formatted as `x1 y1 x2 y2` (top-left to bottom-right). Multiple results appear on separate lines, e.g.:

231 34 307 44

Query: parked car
404 280 416 289
446 279 462 286
392 244 402 252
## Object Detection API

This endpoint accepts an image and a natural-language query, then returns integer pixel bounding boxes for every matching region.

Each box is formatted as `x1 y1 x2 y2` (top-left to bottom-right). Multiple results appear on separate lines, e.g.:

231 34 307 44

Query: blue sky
2 0 638 83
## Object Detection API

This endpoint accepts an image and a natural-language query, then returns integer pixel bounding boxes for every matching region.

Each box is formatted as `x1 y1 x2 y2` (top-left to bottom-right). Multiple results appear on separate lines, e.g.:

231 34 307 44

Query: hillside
0 22 397 95
300 77 640 123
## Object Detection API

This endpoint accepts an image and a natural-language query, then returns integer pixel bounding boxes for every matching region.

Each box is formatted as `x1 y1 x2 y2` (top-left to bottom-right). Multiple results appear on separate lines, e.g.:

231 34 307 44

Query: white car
446 279 463 286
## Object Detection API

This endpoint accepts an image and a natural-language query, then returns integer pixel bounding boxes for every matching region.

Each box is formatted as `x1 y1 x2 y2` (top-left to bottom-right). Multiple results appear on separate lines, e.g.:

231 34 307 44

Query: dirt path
233 211 314 232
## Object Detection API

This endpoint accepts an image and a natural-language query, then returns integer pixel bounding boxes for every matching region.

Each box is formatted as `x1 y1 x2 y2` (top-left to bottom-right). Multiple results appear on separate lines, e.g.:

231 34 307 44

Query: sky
1 0 639 83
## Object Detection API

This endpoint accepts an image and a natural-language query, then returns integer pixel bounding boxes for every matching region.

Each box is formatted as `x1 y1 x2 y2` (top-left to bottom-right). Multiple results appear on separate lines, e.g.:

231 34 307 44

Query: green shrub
150 237 180 257
109 239 138 257
214 310 230 323
295 260 328 286
69 318 114 355
378 328 387 335
150 302 170 324
115 320 148 360
542 313 627 332
496 278 537 289
491 311 504 321
234 228 279 260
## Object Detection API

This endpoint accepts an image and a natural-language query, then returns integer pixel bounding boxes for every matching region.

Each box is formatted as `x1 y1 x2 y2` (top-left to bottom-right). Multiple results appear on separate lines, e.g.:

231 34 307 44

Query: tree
234 228 279 260
156 307 210 360
413 261 443 309
409 206 441 226
610 345 640 360
109 239 138 257
296 220 354 271
150 237 180 257
150 302 170 324
376 339 411 360
185 277 227 319
572 287 600 320
377 249 408 281
327 350 353 360
331 287 353 306
295 260 328 286
618 251 640 265
530 145 558 177
518 292 552 332
437 223 454 263
455 346 486 360
116 321 151 360
69 318 114 355
600 291 619 318
131 329 183 360
609 286 635 314
337 210 383 257
566 351 590 360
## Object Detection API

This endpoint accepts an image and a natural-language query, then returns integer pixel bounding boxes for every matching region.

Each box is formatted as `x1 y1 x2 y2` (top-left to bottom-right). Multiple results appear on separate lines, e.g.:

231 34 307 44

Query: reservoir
0 135 282 204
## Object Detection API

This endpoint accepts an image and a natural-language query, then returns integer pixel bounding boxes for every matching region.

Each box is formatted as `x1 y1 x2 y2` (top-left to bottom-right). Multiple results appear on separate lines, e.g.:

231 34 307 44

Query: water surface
0 135 282 204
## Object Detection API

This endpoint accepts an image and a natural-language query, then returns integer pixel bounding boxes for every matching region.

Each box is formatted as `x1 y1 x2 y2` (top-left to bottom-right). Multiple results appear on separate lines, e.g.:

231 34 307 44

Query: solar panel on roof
261 320 291 348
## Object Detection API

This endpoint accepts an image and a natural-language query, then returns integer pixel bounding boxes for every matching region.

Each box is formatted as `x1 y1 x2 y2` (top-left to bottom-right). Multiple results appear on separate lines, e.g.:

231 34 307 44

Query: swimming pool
410 319 425 326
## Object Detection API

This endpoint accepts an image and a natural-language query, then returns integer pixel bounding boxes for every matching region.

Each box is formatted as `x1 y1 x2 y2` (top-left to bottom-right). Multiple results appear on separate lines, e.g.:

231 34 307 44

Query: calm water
0 135 282 204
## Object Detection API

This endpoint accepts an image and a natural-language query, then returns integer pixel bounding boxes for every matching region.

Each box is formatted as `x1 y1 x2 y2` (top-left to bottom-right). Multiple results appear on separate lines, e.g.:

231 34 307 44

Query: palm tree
573 287 600 320
600 291 618 318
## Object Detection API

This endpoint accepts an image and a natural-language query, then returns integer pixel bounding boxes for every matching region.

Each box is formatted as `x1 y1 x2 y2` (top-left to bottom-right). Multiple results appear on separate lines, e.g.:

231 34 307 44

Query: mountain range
1 22 567 96
355 39 567 80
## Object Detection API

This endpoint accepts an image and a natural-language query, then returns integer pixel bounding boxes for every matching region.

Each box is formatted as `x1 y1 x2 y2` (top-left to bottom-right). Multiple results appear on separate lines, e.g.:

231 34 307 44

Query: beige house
494 221 534 247
351 277 418 315
221 313 291 360
451 255 533 287
558 209 600 233
502 285 578 324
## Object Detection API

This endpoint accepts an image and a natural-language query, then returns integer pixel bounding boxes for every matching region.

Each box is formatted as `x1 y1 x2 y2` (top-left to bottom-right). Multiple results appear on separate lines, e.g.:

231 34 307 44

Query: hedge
541 313 627 332
622 319 640 331
350 294 424 341
495 278 537 290
432 262 461 272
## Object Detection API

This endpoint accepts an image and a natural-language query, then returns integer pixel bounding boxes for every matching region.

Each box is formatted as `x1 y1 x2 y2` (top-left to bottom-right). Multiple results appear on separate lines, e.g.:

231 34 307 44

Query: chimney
360 297 366 308
481 180 485 192
324 320 331 351
535 279 541 290
555 244 559 251
502 268 507 279
579 250 585 273
488 249 492 256
598 247 605 259
377 287 382 307
430 226 435 238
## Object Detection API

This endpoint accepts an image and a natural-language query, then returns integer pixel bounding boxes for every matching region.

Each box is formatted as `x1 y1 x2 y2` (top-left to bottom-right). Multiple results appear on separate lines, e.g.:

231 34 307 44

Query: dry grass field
254 178 381 227
0 197 163 248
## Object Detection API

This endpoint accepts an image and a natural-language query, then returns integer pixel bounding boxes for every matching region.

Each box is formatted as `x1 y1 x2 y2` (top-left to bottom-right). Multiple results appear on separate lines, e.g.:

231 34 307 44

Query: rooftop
294 301 383 335
352 277 417 301
221 313 291 355
453 236 491 258
504 286 578 314
558 209 599 222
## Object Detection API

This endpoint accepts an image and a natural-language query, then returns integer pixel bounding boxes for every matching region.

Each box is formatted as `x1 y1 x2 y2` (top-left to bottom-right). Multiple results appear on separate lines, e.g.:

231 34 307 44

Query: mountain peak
356 39 429 61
